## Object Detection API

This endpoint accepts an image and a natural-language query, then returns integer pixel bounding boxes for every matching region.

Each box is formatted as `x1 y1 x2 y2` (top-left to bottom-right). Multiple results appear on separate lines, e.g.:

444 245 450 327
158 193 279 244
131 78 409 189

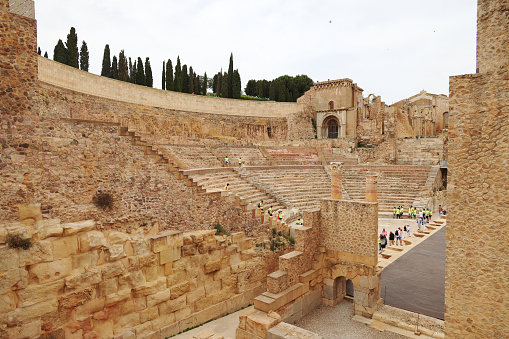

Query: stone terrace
342 165 432 213
212 146 272 166
265 147 321 165
156 145 223 170
184 168 286 212
244 166 331 211
321 147 359 165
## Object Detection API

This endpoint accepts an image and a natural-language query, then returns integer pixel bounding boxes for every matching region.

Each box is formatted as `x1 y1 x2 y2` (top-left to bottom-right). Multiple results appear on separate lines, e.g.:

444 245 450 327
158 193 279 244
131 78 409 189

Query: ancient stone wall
445 69 509 338
38 56 303 119
0 119 264 236
395 138 444 165
319 200 378 265
0 220 268 338
445 1 509 336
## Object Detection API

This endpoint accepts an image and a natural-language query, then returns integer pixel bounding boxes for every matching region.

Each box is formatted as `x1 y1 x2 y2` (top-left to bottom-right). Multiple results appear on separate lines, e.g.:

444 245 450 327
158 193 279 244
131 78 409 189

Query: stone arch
346 279 354 297
322 115 340 139
443 112 449 129
329 100 335 110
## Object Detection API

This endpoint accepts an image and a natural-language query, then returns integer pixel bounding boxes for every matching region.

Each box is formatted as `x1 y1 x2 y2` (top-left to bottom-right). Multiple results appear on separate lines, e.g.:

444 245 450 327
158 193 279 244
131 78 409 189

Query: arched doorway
323 116 340 139
346 279 354 297
329 101 335 110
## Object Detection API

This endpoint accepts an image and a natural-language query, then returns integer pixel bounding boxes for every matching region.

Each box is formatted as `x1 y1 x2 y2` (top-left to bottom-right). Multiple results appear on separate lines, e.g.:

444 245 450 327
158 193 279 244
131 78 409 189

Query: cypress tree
111 56 118 79
145 57 153 87
202 72 208 95
269 82 276 101
257 81 264 98
166 59 174 91
188 66 194 94
228 53 234 98
66 27 79 68
79 41 89 71
53 39 68 64
128 58 135 83
162 61 166 90
221 72 229 98
194 76 201 95
277 81 286 102
232 69 241 99
37 47 41 55
212 73 219 95
118 50 128 81
182 65 189 93
101 44 112 78
135 57 146 86
44 51 48 58
174 57 182 92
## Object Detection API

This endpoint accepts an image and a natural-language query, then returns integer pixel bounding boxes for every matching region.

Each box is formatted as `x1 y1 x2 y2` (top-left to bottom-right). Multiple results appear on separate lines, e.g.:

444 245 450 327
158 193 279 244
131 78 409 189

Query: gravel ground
295 302 406 339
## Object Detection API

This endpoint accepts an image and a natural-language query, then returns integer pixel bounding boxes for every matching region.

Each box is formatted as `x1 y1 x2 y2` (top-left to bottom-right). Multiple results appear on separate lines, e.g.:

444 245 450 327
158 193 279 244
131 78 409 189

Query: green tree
145 57 153 87
194 75 201 95
174 56 182 92
118 50 128 81
135 57 146 86
228 53 234 98
182 65 189 93
166 59 174 91
214 71 222 96
245 80 256 96
188 66 194 94
221 72 229 98
53 39 68 64
202 72 208 95
269 81 276 101
66 27 79 68
79 41 89 71
128 57 135 83
111 56 118 79
44 51 48 58
37 47 41 55
162 61 166 90
101 44 112 78
257 81 264 98
232 70 241 99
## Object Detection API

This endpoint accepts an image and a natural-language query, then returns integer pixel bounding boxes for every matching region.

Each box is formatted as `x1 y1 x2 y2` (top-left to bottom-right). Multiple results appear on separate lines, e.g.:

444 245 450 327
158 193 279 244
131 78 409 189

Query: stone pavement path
381 227 446 320
295 302 406 338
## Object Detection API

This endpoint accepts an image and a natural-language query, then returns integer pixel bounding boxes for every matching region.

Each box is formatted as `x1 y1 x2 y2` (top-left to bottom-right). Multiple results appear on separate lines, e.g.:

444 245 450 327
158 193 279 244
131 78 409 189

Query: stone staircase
244 166 331 212
342 165 431 214
212 146 272 166
155 144 223 170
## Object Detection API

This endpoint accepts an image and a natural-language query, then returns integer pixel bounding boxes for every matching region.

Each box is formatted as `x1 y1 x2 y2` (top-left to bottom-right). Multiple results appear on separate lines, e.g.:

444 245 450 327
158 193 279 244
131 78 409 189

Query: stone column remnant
365 174 378 203
330 162 343 200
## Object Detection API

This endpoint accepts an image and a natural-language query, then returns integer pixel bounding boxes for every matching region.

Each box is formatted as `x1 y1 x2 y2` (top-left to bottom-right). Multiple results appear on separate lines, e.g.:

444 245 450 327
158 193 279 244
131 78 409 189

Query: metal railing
9 0 35 19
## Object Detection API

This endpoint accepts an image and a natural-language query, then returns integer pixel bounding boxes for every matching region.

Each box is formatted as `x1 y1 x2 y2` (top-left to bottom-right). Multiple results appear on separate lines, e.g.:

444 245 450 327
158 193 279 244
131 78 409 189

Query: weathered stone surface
63 220 95 235
79 231 107 252
170 280 190 299
36 219 63 239
18 204 42 226
29 258 72 284
105 244 127 261
108 231 129 245
65 268 102 289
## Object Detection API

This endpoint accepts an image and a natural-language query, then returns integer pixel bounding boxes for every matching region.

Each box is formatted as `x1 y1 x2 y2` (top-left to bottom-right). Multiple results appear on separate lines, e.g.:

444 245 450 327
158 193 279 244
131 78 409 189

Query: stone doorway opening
323 116 340 139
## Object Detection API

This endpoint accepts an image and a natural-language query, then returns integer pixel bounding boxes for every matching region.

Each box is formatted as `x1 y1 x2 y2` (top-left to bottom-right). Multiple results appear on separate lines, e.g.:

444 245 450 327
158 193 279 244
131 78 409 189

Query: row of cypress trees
161 57 207 95
100 45 153 87
52 27 89 72
244 75 314 102
211 54 242 99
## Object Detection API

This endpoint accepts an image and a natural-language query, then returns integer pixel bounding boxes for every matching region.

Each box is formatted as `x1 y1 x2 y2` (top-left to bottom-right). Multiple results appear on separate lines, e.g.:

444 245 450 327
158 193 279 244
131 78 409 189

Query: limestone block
108 231 130 245
106 288 132 306
170 280 190 299
6 319 42 338
205 258 222 274
205 279 222 296
158 294 186 314
18 241 53 267
167 230 184 248
131 239 151 256
160 247 181 264
132 277 167 297
0 268 27 295
2 298 58 325
17 280 64 307
143 264 165 282
158 321 179 338
139 253 157 267
134 321 153 337
79 231 106 252
28 257 72 284
96 277 118 298
72 250 100 270
246 309 281 338
239 307 256 330
299 270 319 284
75 297 106 318
59 288 94 309
240 248 256 261
134 296 147 311
63 220 95 235
147 289 172 307
187 286 206 305
149 234 168 253
267 270 288 294
167 270 187 287
113 313 140 336
182 244 197 256
65 268 102 289
0 293 15 314
222 275 237 288
179 312 197 332
140 305 159 323
36 219 63 239
193 330 223 339
236 327 256 339
101 261 126 279
105 244 127 261
267 322 322 339
214 266 231 281
18 203 42 225
231 232 245 244
164 262 173 276
119 271 146 290
114 329 136 339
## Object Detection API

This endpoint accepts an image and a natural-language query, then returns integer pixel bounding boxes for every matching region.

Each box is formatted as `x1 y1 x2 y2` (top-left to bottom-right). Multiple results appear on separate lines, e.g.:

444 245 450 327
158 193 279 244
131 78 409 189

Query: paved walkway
381 226 446 320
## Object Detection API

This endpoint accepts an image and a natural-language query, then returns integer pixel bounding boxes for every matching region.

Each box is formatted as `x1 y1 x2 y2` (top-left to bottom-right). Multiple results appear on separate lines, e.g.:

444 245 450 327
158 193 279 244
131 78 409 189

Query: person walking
395 228 401 245
224 183 229 191
258 200 264 212
278 210 283 220
389 231 395 246
268 206 273 216
224 156 230 167
380 233 387 253
238 157 242 168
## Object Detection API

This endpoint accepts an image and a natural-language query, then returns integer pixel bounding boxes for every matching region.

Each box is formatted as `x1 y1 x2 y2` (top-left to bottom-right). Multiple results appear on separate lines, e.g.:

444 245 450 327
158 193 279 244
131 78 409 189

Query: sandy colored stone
65 268 102 289
18 204 42 226
108 231 130 245
79 231 106 252
63 220 95 235
29 258 72 284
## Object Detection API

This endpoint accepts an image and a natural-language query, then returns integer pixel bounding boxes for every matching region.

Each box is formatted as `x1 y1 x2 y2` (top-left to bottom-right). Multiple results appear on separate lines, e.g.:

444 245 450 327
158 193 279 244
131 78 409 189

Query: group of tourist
258 200 283 220
224 156 242 168
379 226 412 253
393 205 435 221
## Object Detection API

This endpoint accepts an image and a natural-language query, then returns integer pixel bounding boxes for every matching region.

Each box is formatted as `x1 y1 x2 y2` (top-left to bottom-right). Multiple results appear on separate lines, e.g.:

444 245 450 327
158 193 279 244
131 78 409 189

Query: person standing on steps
268 206 273 216
224 156 230 167
224 183 229 191
380 233 387 253
296 219 303 225
389 231 395 246
238 157 242 168
258 200 264 212
278 210 283 220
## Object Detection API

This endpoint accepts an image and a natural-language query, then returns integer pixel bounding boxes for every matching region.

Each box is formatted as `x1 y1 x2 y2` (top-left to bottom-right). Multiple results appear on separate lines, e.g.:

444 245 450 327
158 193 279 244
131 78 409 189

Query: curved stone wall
38 56 304 118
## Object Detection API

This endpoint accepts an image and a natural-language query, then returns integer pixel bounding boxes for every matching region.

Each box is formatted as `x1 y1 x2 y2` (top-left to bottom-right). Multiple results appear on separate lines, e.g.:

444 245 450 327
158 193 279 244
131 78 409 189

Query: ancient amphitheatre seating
213 146 272 166
156 145 222 170
342 165 432 213
184 168 285 212
321 147 359 165
265 147 321 165
244 165 331 211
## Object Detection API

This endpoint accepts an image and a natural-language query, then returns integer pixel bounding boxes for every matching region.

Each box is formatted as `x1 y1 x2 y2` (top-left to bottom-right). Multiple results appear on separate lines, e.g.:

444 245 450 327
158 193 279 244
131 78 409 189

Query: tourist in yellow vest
393 207 397 219
224 183 229 191
238 157 242 167
268 207 273 216
224 156 230 166
278 211 283 220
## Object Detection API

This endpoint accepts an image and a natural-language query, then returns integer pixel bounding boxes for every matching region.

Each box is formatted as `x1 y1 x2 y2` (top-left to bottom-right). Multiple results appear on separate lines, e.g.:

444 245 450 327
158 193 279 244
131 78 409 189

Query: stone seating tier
266 147 321 166
157 145 223 170
214 146 272 166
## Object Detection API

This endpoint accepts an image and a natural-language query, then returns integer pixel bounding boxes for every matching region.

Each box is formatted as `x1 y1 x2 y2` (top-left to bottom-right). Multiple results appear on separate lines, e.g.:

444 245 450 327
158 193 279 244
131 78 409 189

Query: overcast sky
34 0 478 104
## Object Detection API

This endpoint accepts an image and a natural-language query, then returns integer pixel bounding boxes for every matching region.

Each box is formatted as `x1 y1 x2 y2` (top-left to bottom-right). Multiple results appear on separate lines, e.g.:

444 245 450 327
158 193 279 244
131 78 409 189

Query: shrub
92 191 114 210
7 234 32 250
214 223 229 236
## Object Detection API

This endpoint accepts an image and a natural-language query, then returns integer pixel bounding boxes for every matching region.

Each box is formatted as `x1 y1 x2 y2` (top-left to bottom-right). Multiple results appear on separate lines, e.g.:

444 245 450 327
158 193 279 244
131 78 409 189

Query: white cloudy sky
34 0 478 104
